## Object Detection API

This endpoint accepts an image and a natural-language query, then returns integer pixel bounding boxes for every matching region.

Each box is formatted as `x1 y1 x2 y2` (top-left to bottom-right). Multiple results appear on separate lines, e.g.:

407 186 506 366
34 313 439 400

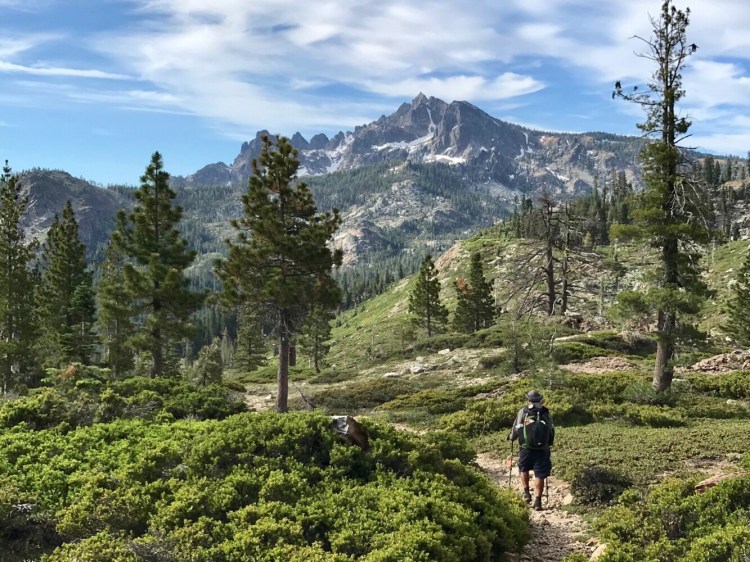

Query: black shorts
518 447 552 479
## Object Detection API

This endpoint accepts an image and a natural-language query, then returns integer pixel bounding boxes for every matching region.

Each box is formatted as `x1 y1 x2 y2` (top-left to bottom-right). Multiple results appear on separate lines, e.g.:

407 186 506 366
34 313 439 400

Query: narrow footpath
476 453 598 562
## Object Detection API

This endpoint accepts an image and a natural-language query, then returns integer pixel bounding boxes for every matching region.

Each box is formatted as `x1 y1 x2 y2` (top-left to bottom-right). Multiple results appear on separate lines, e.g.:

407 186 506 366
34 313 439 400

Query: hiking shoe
522 489 532 503
533 497 543 511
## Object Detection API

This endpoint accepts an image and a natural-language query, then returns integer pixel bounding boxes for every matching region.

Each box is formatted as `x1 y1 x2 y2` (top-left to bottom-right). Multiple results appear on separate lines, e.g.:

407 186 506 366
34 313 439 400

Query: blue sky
1 0 750 185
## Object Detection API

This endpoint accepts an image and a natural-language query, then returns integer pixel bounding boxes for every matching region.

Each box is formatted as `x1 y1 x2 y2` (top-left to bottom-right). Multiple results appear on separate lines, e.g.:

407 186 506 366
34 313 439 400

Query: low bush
0 376 246 430
594 475 750 561
410 333 470 353
562 371 645 403
622 380 679 406
676 394 749 419
570 466 633 506
686 372 750 400
542 420 750 485
478 353 506 369
0 413 531 561
439 386 591 437
378 384 496 415
552 341 613 364
589 403 687 427
575 330 657 356
307 377 421 412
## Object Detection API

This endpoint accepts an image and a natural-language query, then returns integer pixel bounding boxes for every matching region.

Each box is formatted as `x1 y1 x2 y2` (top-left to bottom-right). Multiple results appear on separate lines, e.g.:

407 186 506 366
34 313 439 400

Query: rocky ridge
172 93 645 200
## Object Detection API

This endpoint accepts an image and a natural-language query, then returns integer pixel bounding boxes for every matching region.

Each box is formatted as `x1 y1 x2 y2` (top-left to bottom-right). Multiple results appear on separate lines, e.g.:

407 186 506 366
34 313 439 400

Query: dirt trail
476 453 597 562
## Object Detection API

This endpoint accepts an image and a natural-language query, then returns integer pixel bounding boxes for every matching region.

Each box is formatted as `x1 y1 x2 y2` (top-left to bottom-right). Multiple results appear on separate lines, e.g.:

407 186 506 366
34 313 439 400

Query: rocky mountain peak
290 132 310 151
172 94 644 200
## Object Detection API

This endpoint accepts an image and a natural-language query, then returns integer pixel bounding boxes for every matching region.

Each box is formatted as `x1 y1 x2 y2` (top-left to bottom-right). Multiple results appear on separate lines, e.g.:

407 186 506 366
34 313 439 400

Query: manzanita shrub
592 470 750 562
0 412 529 561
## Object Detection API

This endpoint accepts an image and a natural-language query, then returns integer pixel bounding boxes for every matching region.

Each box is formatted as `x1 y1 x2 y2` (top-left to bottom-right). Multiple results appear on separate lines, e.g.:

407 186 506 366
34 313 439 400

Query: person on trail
508 390 555 511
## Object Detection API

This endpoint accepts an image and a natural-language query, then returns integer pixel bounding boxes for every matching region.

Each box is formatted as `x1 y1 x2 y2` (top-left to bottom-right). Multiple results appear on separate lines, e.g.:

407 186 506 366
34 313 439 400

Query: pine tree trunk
654 237 678 392
277 323 290 413
653 312 675 392
288 344 296 367
545 243 555 315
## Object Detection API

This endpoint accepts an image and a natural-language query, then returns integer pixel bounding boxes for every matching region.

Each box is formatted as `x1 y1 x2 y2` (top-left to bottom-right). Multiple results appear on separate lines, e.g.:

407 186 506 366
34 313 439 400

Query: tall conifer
37 201 95 365
453 252 495 333
0 163 37 391
409 254 448 337
96 241 134 377
613 0 710 391
725 249 750 348
113 151 204 377
216 136 342 412
234 305 267 372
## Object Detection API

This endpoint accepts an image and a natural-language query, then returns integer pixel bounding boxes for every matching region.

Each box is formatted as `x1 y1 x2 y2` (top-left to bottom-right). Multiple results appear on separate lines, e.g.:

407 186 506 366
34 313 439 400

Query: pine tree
725 249 750 347
192 337 223 386
0 163 38 392
409 254 448 337
453 252 495 333
216 136 342 412
220 326 235 368
67 282 97 364
613 1 710 392
234 305 267 372
36 201 95 366
299 305 334 373
96 241 134 377
113 152 204 377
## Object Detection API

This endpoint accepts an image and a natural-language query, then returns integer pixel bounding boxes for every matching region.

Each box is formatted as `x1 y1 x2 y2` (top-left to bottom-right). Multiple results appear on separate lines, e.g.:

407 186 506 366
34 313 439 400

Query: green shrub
687 372 750 399
411 333 470 353
0 377 246 431
562 372 644 403
621 381 678 406
570 466 633 506
378 381 502 416
42 531 139 562
307 369 350 385
677 394 749 419
577 331 656 356
552 342 611 364
593 476 750 561
681 524 750 562
1 413 530 561
439 399 519 436
589 403 687 427
309 377 420 412
478 353 506 369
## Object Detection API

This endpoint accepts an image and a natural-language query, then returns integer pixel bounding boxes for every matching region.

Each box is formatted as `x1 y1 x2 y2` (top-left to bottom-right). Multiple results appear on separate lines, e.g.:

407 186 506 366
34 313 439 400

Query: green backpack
520 406 552 450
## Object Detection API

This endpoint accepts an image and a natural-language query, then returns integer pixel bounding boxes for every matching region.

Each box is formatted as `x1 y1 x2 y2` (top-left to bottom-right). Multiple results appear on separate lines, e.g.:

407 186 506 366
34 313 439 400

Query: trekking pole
507 440 514 488
545 477 549 505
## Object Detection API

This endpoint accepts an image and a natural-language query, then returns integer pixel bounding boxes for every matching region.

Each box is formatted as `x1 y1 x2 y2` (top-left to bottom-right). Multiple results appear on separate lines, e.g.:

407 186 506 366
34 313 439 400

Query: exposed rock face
172 94 645 198
18 170 128 253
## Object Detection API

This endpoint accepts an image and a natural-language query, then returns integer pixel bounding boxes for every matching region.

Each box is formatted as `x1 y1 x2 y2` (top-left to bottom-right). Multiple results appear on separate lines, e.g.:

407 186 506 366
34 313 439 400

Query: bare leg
534 477 545 498
519 471 530 490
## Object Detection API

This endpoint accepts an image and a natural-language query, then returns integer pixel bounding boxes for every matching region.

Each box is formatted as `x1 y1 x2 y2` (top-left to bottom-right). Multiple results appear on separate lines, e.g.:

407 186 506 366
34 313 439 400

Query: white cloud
5 0 750 155
0 60 127 79
363 73 544 101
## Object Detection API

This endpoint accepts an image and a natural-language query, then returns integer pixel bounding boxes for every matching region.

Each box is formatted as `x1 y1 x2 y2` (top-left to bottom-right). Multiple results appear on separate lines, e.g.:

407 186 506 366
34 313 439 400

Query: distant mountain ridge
172 93 646 199
15 94 657 270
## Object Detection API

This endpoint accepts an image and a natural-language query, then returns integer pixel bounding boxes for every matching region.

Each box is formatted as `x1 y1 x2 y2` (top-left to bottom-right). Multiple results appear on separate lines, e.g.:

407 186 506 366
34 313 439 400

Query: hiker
508 390 555 510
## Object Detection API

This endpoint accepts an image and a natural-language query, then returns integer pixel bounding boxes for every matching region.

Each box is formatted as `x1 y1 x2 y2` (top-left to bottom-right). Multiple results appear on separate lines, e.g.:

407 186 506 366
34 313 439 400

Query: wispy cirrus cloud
0 60 127 79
